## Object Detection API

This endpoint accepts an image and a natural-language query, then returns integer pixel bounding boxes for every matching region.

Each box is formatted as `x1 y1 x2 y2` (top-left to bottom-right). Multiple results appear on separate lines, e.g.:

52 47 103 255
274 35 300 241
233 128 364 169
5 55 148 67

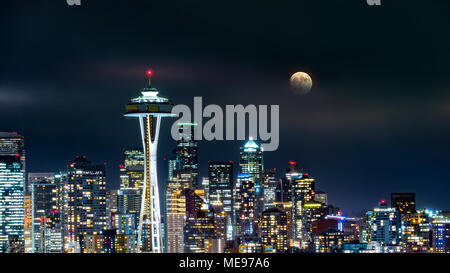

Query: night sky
1 0 450 213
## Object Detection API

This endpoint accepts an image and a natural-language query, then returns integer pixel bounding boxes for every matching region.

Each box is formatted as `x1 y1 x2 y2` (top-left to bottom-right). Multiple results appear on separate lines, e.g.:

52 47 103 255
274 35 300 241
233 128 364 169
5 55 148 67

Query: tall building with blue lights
0 132 25 253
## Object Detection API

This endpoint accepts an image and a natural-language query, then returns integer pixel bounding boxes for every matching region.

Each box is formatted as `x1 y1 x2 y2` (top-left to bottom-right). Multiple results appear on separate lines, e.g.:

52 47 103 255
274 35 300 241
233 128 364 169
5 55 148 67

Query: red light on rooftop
381 199 386 204
289 161 296 165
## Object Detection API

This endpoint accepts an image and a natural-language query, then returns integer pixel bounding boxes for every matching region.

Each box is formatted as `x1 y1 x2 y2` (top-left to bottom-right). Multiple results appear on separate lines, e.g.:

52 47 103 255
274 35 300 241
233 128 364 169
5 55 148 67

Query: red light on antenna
381 199 386 204
289 161 296 165
147 70 152 76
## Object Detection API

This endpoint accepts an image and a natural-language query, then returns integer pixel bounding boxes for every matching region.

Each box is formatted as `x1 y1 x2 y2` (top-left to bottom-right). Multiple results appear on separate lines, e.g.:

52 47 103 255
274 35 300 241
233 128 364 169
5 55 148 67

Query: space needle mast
124 70 175 252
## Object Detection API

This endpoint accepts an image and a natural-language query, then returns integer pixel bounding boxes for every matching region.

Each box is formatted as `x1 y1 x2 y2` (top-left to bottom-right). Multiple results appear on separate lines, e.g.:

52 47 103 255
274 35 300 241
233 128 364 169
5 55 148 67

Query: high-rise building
239 138 264 215
236 139 264 236
0 132 25 253
288 162 315 247
263 168 278 210
124 71 175 252
208 162 233 213
23 194 32 253
365 200 401 246
401 210 431 253
30 173 62 253
208 161 233 240
119 149 144 190
201 177 210 201
63 156 107 252
391 193 416 215
261 208 289 253
165 169 194 253
432 211 450 253
176 123 199 187
235 173 256 236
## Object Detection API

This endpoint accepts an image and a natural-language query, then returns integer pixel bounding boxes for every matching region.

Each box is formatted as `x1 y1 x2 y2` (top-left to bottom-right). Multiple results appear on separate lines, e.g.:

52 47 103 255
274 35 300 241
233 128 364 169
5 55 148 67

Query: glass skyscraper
0 132 25 253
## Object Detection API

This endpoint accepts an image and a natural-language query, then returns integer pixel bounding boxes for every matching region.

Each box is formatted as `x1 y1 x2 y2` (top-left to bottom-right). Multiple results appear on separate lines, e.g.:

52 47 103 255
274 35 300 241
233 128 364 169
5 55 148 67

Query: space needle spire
124 70 175 253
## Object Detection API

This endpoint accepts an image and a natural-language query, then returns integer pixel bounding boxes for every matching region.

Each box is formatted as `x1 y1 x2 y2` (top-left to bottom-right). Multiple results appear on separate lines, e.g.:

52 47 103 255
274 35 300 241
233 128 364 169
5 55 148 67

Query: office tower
261 208 289 253
391 193 416 215
64 156 107 252
31 174 61 253
365 200 401 246
201 177 210 201
167 149 182 182
119 149 144 190
124 71 175 253
432 211 450 253
183 189 215 253
176 123 199 187
401 209 431 253
23 194 32 253
208 161 234 240
0 132 25 253
235 173 256 236
263 168 278 210
165 169 193 253
239 138 264 216
208 162 233 213
165 186 186 253
288 162 315 247
315 190 328 205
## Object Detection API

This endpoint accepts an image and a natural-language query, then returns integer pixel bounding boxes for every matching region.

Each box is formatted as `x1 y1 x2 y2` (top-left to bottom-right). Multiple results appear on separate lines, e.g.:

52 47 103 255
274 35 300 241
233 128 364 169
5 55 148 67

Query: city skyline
2 1 450 213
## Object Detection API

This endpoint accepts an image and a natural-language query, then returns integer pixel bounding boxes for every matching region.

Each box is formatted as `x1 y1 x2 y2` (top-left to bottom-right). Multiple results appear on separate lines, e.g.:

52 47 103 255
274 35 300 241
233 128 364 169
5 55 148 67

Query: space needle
124 70 175 253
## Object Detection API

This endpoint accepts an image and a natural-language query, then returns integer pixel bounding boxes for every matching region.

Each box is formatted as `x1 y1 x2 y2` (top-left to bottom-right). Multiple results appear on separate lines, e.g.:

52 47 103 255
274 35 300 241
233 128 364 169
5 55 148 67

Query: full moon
290 72 312 95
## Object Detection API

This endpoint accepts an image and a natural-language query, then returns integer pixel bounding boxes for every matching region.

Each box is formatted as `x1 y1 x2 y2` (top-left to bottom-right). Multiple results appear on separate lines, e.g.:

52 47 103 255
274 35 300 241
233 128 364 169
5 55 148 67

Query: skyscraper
287 162 315 247
263 168 278 210
261 208 289 253
124 70 175 253
401 209 431 253
208 161 234 240
63 156 107 252
237 138 264 235
235 173 256 236
365 200 401 247
0 132 25 253
30 173 61 253
119 149 144 190
176 123 199 187
165 169 193 253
